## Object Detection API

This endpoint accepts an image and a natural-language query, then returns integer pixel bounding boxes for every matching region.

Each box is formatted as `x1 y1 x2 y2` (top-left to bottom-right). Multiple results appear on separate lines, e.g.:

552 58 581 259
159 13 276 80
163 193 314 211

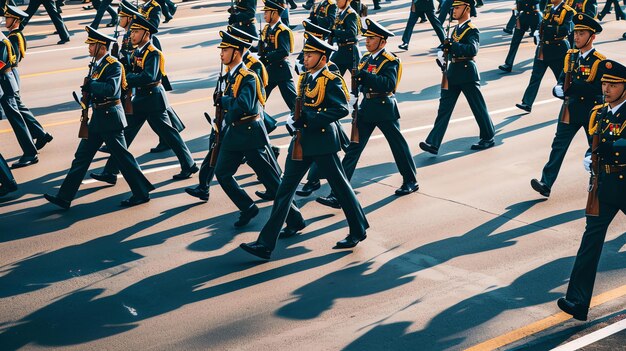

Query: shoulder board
563 4 575 11
567 48 579 54
106 56 118 64
322 69 336 80
592 103 608 111
327 0 335 4
362 52 371 57
593 51 606 60
346 7 355 14
467 22 476 29
382 51 397 62
238 66 250 76
278 23 290 31
151 0 160 6
147 44 156 52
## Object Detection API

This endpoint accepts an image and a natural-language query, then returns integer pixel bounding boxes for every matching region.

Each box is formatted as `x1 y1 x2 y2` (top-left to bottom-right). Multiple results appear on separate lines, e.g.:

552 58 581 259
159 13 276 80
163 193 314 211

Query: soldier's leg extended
540 121 582 189
265 80 278 99
57 134 104 201
461 82 496 141
2 95 37 157
504 21 530 67
425 10 446 44
215 148 256 211
341 120 377 181
521 58 549 107
102 131 154 198
145 110 196 171
0 154 16 188
102 114 147 174
316 153 369 236
377 120 417 183
14 93 46 140
547 58 564 80
42 0 70 41
401 8 419 45
257 155 313 251
565 202 621 309
245 149 304 228
425 85 462 149
198 148 217 189
278 80 297 112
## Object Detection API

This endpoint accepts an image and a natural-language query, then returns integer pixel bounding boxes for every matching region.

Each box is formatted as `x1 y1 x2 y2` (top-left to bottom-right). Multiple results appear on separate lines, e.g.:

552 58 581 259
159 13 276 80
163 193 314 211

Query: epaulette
106 56 118 64
362 52 371 57
588 103 609 135
151 0 160 7
563 4 575 12
238 65 250 76
567 48 579 54
593 51 606 60
382 51 397 62
278 23 290 32
328 0 335 4
322 69 336 80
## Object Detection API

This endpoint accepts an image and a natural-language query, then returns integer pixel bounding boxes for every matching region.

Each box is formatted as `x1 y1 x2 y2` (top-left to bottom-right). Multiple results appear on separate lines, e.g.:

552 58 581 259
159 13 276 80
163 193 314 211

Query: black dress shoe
170 4 178 15
373 5 381 10
44 193 71 209
557 298 588 321
99 145 110 153
515 103 532 113
503 28 513 34
316 194 341 209
398 43 409 50
185 186 209 201
395 181 419 196
240 242 272 260
163 17 172 23
234 205 259 227
279 222 306 239
335 233 367 249
0 181 18 197
150 142 171 153
419 18 428 23
498 64 512 72
470 139 495 150
419 141 439 155
172 164 199 180
120 195 150 207
530 179 551 197
57 38 70 45
11 155 39 169
296 180 321 197
90 172 117 185
255 190 275 201
35 133 53 150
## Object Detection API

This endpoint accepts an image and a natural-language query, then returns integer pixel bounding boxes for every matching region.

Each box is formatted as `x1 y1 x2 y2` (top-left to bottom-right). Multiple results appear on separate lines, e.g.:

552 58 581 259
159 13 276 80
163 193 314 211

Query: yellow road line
464 284 626 351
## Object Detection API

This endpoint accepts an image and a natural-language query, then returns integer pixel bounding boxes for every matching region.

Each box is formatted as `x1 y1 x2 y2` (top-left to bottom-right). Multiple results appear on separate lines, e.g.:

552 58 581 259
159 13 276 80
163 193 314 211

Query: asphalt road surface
1 1 625 350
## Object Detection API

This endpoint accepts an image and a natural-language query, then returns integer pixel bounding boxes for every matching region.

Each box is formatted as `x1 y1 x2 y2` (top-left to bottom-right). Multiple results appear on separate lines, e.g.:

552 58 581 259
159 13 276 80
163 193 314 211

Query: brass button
616 160 619 164
248 126 252 129
616 152 620 156
581 97 584 100
602 138 606 142
321 128 325 132
304 124 307 128
620 175 624 179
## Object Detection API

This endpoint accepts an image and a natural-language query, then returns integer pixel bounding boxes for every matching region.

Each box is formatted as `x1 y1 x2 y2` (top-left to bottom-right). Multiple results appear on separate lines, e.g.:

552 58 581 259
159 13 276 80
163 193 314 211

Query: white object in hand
554 84 564 98
583 155 592 172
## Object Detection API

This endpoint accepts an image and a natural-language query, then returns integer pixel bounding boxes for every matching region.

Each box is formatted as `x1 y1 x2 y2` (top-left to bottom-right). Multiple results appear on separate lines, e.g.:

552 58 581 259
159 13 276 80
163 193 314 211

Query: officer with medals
419 0 496 155
0 153 18 197
240 34 369 260
295 21 351 197
307 0 337 30
498 0 542 72
229 0 258 38
317 19 418 209
91 14 198 184
260 0 297 114
213 30 304 228
330 0 361 76
531 14 605 197
515 0 575 113
558 59 626 321
44 27 154 209
3 5 54 162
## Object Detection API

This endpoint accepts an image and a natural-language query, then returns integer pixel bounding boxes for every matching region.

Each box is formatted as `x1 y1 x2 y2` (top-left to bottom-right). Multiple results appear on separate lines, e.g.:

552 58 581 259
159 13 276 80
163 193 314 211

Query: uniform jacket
515 0 543 25
87 54 127 133
309 0 337 29
229 0 257 24
0 37 19 95
7 29 26 66
446 20 481 86
356 49 401 123
140 0 162 28
412 0 436 12
127 43 169 113
537 2 574 61
243 51 268 87
559 48 605 125
566 0 597 16
260 22 294 83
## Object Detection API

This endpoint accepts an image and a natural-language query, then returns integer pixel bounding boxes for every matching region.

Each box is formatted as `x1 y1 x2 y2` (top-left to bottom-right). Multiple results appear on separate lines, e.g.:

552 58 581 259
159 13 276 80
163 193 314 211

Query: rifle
258 14 265 58
585 101 603 216
209 64 225 167
559 51 577 124
537 22 545 60
440 7 453 90
111 20 121 59
74 56 97 139
350 44 359 143
291 73 307 161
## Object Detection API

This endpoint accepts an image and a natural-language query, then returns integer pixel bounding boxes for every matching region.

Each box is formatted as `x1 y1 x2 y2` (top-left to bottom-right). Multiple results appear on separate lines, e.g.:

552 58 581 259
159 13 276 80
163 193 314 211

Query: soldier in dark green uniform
260 0 297 114
308 0 337 30
3 6 54 159
515 0 575 113
0 153 18 197
44 27 154 209
229 0 259 39
398 0 446 50
90 14 198 185
498 0 542 72
317 19 418 208
329 0 361 76
139 0 161 28
566 0 597 46
240 34 369 260
557 59 626 321
213 30 304 228
531 14 605 197
419 0 496 155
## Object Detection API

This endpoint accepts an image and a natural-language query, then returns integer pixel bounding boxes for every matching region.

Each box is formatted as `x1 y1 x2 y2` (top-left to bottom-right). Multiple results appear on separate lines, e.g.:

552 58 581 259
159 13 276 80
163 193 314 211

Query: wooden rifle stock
559 52 577 124
78 60 95 139
586 133 600 216
441 8 452 90
291 74 306 161
209 70 225 167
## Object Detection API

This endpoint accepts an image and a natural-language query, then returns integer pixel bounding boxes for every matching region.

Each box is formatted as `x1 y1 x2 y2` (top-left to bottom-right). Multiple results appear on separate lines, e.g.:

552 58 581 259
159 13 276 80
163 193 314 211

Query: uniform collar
370 48 384 60
229 62 244 78
309 65 327 80
552 1 564 11
137 41 150 53
457 19 471 29
608 99 626 115
270 21 281 31
580 47 594 59
94 53 108 67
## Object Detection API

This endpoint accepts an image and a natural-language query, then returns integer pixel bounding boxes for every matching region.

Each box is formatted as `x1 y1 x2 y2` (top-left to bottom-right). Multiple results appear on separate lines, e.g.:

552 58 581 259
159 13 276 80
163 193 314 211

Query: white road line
81 98 557 184
551 319 626 351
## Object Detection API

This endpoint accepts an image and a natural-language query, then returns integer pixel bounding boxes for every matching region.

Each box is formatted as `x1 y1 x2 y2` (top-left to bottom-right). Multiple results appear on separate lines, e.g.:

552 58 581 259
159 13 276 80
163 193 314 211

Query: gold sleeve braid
3 39 16 66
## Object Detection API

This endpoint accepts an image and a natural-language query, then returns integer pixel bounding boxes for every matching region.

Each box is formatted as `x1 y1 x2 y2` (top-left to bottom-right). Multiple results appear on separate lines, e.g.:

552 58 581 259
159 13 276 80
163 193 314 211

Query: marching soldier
567 0 597 17
213 31 304 228
229 0 259 38
419 0 496 155
398 0 446 50
3 6 54 162
307 0 337 30
90 14 198 184
557 59 626 321
240 34 369 260
515 0 575 113
260 0 297 114
139 0 162 28
317 19 418 209
329 0 361 76
498 0 542 72
0 153 18 197
531 14 605 197
44 27 154 209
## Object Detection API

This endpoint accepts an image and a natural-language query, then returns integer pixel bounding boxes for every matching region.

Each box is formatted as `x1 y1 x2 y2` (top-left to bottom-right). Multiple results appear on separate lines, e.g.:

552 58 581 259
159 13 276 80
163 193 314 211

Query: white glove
436 50 445 67
583 154 592 172
533 30 540 45
553 84 564 98
347 94 358 115
295 61 304 75
360 17 368 29
287 113 296 131
220 79 226 91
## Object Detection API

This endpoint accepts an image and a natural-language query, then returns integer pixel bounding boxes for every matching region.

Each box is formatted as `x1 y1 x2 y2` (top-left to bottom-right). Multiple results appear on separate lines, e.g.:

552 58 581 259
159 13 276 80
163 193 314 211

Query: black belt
136 81 161 92
602 164 626 174
365 92 393 99
337 42 356 47
232 114 260 127
451 57 475 63
543 37 567 44
93 99 121 110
